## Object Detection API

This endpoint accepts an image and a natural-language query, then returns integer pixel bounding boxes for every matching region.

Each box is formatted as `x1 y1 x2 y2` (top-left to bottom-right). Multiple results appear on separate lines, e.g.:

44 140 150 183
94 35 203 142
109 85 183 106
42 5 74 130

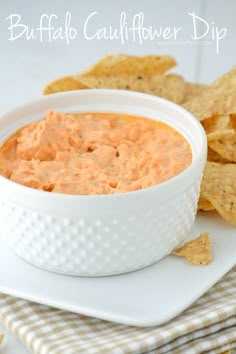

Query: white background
0 0 235 353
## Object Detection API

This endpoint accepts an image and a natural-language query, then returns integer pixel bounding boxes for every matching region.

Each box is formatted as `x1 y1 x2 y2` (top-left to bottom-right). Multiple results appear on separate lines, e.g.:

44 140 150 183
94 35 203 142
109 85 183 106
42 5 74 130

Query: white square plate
0 212 235 327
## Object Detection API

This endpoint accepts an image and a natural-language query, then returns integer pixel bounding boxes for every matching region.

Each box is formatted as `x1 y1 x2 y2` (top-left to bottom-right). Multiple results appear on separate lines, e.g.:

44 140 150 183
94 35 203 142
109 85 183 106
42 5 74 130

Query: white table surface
0 0 235 353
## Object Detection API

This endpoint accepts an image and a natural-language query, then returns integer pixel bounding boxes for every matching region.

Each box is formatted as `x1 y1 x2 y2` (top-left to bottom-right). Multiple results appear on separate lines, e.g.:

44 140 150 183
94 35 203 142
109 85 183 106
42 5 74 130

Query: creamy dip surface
0 111 192 195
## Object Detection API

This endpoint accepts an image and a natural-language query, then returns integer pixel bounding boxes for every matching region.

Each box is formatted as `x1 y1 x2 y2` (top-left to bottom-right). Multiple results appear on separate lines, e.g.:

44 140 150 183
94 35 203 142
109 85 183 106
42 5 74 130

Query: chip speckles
172 232 213 265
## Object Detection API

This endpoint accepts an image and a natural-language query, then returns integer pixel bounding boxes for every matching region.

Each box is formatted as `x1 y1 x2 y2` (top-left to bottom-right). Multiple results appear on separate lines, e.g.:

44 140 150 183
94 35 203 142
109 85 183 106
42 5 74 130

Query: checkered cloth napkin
0 267 235 354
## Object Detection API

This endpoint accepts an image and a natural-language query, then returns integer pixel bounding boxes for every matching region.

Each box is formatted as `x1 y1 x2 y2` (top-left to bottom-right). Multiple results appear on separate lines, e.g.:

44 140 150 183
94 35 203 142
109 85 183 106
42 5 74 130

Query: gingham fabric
0 267 235 354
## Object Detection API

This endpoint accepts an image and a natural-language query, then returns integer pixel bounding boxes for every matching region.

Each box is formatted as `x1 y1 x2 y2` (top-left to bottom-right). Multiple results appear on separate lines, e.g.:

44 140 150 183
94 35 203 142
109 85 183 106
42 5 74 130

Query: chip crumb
172 232 213 265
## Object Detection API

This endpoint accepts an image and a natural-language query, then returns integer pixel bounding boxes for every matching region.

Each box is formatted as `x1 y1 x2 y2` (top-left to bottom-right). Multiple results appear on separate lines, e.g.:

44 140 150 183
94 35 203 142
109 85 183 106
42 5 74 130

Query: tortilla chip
77 54 176 77
77 73 186 104
201 162 236 226
200 114 236 161
198 195 215 211
0 333 4 345
182 82 208 103
207 147 229 163
43 76 87 95
207 129 235 142
183 67 236 121
230 114 236 129
202 115 231 133
220 351 232 354
208 133 236 162
208 114 236 158
201 114 235 142
172 232 212 265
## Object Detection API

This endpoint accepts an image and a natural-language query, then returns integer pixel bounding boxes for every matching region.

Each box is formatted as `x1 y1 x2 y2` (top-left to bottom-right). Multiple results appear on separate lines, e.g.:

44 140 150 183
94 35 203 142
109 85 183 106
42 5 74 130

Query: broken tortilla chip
201 162 236 226
172 232 212 265
43 76 87 95
183 67 236 121
0 333 4 345
76 73 186 104
77 53 176 77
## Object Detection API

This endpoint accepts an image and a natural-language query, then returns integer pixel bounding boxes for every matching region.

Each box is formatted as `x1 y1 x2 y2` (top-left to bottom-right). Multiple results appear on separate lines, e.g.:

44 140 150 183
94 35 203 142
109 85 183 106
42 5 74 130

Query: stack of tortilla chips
184 68 236 226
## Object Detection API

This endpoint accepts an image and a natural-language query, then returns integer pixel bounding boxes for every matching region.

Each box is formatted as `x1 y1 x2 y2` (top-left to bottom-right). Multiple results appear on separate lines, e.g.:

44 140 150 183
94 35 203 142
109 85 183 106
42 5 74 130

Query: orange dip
0 111 192 195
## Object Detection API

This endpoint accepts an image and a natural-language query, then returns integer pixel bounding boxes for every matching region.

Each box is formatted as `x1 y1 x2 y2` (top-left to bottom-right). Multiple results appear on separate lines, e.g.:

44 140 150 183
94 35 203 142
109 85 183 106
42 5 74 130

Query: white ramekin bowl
0 90 207 276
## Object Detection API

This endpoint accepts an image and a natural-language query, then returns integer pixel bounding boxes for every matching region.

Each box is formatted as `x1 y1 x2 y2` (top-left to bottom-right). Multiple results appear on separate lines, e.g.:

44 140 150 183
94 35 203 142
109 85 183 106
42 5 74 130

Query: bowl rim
0 89 207 203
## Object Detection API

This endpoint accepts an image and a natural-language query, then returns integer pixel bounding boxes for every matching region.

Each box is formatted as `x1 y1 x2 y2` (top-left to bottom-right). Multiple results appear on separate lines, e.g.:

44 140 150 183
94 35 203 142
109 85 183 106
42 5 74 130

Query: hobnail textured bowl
0 90 207 276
